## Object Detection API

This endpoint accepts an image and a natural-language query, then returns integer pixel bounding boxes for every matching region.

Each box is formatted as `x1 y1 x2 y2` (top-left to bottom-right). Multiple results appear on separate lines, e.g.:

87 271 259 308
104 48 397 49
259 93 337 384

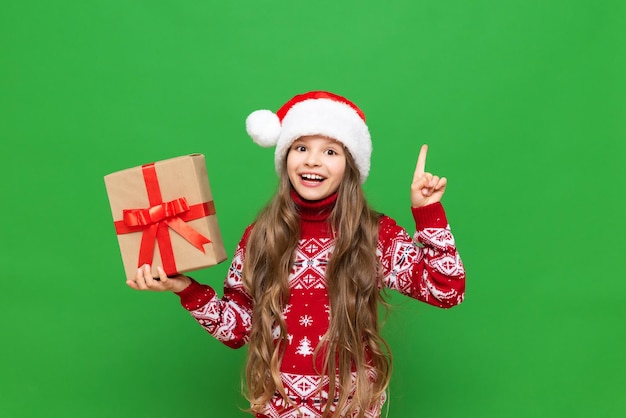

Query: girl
128 91 466 418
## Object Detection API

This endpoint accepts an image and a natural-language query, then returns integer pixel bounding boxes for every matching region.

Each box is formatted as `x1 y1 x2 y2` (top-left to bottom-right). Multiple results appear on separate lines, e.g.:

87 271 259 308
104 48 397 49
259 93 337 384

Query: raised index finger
414 144 428 179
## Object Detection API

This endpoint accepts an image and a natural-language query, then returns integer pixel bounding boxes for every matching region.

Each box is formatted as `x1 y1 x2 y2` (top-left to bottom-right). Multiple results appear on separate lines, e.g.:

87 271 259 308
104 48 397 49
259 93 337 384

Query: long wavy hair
242 147 392 417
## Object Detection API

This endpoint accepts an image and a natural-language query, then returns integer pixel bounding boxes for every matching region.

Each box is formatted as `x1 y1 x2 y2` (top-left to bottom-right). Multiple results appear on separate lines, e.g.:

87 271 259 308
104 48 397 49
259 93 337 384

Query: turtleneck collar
290 189 337 223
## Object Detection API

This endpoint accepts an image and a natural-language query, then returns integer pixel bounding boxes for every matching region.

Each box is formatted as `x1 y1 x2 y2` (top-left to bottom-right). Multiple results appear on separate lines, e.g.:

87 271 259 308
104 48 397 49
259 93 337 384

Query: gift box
104 154 227 281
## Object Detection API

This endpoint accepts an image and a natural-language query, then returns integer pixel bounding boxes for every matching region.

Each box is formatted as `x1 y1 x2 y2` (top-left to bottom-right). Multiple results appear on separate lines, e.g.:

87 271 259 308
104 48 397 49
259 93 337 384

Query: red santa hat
245 91 372 183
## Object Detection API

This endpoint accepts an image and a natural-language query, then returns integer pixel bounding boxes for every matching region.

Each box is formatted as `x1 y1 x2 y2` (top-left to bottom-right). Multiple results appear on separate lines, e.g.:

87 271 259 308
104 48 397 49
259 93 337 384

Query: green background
1 0 624 417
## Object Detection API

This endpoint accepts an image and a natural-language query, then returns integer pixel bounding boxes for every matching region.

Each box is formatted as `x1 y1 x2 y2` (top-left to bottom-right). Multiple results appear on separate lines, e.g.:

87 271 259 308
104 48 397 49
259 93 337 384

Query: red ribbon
114 163 214 275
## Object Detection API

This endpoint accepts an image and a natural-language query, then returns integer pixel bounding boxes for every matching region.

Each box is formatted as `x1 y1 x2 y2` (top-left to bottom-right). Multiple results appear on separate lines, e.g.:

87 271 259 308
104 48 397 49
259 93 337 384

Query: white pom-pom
245 110 281 147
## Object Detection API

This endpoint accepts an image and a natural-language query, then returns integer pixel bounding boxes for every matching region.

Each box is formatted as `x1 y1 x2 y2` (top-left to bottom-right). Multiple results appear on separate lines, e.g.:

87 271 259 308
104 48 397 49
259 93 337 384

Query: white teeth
302 174 324 180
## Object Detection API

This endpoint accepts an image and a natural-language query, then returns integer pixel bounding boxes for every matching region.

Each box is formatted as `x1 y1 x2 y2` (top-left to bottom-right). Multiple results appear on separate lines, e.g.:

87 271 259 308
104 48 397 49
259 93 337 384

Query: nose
305 152 321 166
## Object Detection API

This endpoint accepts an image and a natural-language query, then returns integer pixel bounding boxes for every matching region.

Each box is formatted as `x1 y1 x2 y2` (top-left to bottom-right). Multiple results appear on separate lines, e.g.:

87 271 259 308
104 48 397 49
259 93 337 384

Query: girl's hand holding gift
127 264 191 293
411 144 448 208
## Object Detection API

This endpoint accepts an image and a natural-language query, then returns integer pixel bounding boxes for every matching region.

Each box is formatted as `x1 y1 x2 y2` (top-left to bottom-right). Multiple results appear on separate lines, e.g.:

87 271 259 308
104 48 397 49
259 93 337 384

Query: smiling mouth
301 174 325 182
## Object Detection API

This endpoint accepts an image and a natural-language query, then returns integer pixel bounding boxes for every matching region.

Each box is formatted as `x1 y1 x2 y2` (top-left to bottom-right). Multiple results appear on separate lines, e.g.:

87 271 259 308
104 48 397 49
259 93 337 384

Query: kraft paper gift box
104 154 227 281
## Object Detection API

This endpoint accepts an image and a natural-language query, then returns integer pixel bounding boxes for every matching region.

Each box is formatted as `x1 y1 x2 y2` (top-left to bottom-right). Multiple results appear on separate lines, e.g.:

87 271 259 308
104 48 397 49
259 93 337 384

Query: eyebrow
292 139 343 149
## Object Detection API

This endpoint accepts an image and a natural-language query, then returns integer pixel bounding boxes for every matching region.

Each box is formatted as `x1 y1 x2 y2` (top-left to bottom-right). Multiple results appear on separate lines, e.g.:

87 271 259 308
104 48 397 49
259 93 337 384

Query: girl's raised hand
411 144 447 208
127 264 192 293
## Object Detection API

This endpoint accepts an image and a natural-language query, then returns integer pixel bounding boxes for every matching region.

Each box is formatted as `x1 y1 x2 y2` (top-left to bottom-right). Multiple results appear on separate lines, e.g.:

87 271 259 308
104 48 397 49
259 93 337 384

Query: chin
294 187 331 201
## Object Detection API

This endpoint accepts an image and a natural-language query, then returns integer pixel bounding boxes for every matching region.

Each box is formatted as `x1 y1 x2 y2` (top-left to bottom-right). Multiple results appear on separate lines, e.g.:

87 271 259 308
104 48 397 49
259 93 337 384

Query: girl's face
286 135 346 201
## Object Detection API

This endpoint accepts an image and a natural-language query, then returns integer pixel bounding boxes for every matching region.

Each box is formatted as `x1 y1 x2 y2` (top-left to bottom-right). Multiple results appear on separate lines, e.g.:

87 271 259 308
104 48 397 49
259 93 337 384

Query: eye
293 145 306 152
325 148 339 156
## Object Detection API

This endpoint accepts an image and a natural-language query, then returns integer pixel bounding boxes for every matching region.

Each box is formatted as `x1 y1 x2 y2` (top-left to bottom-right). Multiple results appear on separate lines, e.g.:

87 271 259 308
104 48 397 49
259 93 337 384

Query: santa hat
245 91 372 183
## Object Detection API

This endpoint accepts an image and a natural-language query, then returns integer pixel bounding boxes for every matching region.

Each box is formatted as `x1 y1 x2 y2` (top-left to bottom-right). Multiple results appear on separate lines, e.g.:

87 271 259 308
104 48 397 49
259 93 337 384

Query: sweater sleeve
378 202 465 308
175 225 254 349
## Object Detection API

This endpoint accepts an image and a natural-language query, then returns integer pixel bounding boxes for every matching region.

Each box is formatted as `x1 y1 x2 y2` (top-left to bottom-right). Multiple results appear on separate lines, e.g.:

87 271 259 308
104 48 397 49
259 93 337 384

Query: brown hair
242 148 391 417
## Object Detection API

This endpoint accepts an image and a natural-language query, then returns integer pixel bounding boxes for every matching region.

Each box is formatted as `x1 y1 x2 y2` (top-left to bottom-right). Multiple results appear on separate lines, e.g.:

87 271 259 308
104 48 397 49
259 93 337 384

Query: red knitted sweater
176 192 465 417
